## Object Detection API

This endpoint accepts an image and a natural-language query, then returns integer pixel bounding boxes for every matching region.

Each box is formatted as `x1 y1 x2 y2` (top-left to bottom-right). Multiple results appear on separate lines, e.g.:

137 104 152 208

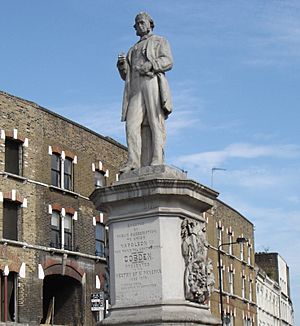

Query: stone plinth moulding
90 165 221 326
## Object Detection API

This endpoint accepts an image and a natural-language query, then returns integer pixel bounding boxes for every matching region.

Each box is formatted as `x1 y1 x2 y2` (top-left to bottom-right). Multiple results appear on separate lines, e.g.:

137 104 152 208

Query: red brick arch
43 260 84 284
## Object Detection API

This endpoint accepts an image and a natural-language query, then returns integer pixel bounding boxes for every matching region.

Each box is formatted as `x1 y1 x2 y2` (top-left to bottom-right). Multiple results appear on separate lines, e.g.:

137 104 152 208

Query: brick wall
0 91 127 325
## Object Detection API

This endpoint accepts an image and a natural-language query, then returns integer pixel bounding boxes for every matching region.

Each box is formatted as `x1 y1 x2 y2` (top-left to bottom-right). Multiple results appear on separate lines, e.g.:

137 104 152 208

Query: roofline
215 198 254 226
255 252 289 266
0 90 127 151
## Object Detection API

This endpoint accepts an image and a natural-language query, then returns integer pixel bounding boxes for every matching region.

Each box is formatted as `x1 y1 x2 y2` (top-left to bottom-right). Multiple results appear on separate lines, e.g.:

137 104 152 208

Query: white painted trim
22 198 27 208
100 212 104 224
48 145 52 155
93 216 96 226
98 161 103 171
61 208 66 216
0 130 5 140
13 129 18 139
23 138 29 147
73 211 78 221
38 264 45 279
0 192 3 202
61 215 65 250
11 189 16 201
19 262 26 278
73 155 77 164
4 265 9 276
105 169 109 177
48 205 52 214
61 150 65 160
92 163 96 172
96 275 101 289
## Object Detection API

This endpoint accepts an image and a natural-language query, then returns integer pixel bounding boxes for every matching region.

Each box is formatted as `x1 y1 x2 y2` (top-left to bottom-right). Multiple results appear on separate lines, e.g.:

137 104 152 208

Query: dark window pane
64 159 73 190
64 231 72 250
51 154 60 170
96 223 105 257
96 224 105 241
96 241 105 257
51 155 61 187
64 214 72 250
5 138 21 175
3 201 18 240
50 229 60 248
50 211 61 248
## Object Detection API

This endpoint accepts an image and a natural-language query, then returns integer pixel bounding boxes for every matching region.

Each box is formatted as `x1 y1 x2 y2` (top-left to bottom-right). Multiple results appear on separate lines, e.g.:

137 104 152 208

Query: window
249 279 253 302
51 154 73 191
51 154 61 187
64 158 73 190
217 225 222 247
224 314 234 326
242 276 246 299
240 242 244 260
50 211 61 248
50 211 73 250
3 201 19 240
247 244 251 265
5 138 22 175
64 214 73 250
243 318 252 326
95 170 106 188
1 271 18 322
96 223 105 257
228 232 233 255
228 270 234 294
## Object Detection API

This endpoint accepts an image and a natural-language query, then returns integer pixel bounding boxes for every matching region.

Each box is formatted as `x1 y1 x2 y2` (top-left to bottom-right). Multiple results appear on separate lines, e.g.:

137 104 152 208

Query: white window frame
51 151 74 191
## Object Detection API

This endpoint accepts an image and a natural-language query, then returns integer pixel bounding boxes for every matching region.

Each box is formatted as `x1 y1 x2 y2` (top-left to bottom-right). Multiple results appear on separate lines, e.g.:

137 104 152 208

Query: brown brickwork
206 199 257 325
0 91 127 325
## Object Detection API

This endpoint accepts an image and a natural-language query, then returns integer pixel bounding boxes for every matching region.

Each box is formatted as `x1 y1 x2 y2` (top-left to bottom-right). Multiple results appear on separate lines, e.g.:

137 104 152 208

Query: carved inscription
113 217 162 305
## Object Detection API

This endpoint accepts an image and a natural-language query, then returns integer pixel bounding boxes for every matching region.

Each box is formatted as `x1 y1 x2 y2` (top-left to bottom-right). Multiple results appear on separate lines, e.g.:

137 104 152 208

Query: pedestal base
101 302 220 326
91 165 220 326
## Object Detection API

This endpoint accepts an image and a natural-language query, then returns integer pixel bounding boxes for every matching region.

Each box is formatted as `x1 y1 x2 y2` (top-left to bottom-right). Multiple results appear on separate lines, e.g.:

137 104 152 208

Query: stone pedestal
90 166 221 326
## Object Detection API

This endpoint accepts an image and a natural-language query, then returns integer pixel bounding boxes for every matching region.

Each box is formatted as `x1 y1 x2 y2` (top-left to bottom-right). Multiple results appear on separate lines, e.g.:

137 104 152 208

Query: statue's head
134 12 155 37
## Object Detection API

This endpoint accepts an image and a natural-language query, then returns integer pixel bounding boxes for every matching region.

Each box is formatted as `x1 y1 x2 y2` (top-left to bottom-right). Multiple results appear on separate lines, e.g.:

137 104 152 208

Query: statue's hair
134 12 155 30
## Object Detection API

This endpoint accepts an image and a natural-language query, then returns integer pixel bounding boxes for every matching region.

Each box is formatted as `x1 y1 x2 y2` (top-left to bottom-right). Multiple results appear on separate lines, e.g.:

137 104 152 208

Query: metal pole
218 245 224 325
4 275 8 322
51 297 55 326
217 238 247 325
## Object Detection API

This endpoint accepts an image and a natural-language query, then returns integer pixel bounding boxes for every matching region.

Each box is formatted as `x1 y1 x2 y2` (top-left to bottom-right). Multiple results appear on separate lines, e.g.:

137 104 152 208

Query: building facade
206 200 257 326
255 253 294 326
256 266 281 326
0 91 127 325
0 91 295 326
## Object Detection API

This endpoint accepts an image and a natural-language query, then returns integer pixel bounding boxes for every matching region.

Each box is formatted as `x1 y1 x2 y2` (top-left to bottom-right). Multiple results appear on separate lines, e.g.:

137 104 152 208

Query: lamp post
218 237 248 325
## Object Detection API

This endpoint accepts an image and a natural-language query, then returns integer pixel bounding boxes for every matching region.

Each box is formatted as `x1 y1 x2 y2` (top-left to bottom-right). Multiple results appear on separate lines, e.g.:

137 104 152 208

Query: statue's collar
139 32 153 42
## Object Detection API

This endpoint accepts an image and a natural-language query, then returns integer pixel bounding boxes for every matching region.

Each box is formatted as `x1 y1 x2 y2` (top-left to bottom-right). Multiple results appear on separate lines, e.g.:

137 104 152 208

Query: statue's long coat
121 34 173 122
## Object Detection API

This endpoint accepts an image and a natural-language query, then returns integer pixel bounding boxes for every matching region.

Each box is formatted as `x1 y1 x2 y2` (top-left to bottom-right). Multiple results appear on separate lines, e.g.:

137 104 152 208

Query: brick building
1 90 295 326
0 91 127 325
206 200 257 325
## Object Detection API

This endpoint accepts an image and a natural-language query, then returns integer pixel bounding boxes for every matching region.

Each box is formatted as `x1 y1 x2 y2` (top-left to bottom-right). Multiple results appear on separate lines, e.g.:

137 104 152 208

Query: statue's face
135 17 151 37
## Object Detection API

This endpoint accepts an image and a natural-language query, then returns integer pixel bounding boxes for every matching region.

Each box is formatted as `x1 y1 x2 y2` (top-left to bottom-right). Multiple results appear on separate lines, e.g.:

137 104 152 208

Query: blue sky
1 0 299 322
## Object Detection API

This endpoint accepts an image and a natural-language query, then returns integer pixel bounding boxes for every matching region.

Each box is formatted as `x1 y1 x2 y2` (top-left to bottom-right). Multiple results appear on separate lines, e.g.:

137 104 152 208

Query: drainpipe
3 266 9 322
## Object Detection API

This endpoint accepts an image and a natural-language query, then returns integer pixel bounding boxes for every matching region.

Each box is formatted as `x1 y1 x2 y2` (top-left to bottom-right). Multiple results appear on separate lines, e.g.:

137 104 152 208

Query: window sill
49 185 78 198
1 172 27 182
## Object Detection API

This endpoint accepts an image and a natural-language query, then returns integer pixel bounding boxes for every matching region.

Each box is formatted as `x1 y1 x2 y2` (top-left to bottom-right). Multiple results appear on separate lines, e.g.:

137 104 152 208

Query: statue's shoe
119 165 138 173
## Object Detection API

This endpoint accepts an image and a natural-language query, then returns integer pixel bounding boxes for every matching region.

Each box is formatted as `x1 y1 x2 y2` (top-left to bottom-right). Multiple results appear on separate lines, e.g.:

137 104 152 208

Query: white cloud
177 143 300 170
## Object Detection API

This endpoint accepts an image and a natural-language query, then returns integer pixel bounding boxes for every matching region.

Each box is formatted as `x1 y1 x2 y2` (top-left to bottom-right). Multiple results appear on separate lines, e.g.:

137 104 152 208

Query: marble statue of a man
117 12 173 173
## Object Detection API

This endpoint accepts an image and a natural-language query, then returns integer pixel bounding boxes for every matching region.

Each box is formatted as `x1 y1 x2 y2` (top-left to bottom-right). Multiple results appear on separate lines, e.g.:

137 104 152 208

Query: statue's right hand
117 53 126 67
